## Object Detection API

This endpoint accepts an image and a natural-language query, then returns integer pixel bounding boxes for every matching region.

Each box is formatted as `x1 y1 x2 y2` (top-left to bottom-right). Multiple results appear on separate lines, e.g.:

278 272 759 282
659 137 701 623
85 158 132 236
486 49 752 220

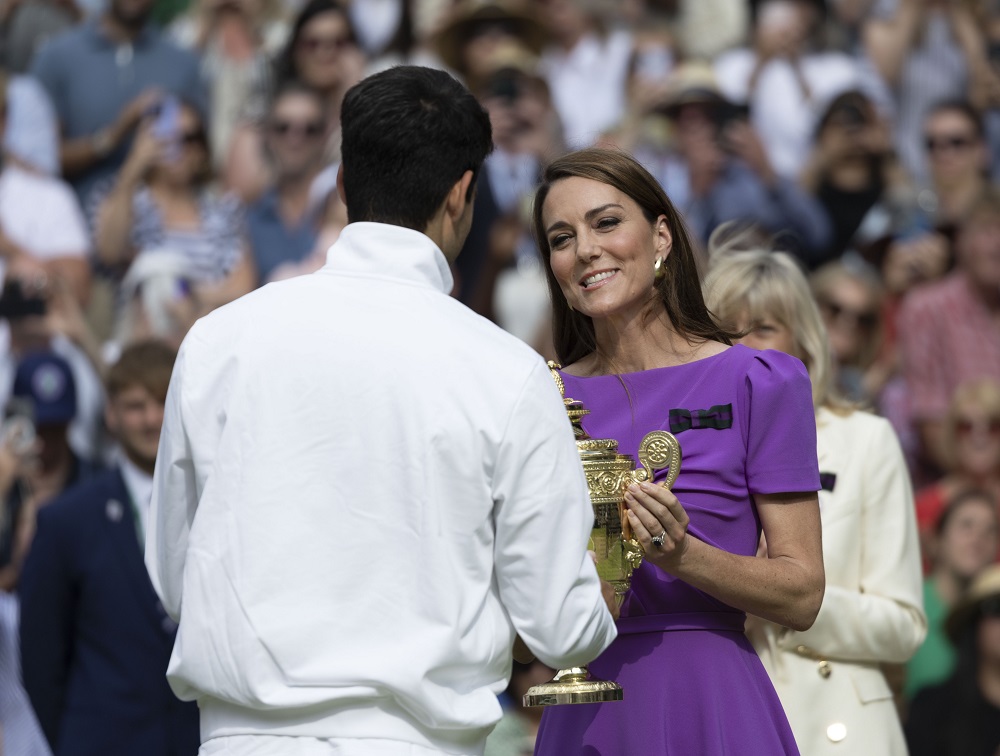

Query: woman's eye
596 217 620 230
550 234 571 248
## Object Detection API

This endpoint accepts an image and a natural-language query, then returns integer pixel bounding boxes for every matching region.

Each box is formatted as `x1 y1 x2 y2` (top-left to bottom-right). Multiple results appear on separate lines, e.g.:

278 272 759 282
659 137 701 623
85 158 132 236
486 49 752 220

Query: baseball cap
12 351 77 426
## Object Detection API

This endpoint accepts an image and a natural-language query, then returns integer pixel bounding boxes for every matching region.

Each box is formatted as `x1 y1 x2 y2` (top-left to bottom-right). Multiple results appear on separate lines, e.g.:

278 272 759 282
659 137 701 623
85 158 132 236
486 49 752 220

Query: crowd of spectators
0 0 995 753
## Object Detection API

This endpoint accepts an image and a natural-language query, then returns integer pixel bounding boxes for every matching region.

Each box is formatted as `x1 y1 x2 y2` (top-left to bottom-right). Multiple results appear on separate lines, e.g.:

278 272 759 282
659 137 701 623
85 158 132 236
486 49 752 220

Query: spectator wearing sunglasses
245 80 345 285
92 97 255 329
810 257 888 407
906 563 1000 756
898 189 1000 479
874 100 985 307
922 100 991 234
914 379 1000 563
224 0 364 202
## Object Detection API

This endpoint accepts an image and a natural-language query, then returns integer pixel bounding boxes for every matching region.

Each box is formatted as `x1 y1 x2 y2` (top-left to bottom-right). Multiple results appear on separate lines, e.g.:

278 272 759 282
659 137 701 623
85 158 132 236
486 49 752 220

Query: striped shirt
91 183 245 283
899 272 1000 420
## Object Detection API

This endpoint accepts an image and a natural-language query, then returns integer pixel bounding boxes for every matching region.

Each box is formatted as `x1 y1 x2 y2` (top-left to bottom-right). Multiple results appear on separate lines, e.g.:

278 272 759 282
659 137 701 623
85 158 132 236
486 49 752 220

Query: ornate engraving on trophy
523 363 682 707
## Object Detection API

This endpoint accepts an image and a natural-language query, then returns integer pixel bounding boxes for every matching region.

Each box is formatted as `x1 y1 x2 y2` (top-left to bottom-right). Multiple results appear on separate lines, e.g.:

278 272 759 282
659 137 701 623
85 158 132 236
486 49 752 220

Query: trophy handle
622 431 682 547
546 360 565 398
636 430 682 490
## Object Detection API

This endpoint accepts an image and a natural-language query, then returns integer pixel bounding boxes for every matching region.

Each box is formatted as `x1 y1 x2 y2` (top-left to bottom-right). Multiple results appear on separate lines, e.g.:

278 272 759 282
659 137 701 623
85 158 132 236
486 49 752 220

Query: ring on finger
650 531 666 548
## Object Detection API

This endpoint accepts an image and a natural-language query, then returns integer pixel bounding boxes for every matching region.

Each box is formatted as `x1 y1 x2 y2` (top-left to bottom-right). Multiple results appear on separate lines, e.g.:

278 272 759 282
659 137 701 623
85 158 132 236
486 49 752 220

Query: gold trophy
522 363 681 707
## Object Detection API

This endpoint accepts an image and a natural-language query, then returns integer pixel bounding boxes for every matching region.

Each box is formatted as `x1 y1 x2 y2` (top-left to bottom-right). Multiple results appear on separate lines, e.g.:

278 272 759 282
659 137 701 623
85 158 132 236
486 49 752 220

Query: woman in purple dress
530 148 825 755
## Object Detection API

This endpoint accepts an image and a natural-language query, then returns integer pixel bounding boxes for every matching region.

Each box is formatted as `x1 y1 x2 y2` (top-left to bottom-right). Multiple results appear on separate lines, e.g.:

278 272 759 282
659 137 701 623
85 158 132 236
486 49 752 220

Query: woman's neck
932 568 968 608
584 309 711 375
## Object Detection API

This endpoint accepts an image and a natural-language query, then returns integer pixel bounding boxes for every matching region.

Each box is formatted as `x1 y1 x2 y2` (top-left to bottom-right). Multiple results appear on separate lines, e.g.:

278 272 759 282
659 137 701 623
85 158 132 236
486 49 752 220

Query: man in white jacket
145 65 618 756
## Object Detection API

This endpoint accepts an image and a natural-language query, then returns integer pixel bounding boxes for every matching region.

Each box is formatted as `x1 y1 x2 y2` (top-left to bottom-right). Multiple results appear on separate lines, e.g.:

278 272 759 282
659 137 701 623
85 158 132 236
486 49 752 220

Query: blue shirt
30 19 205 204
246 188 319 284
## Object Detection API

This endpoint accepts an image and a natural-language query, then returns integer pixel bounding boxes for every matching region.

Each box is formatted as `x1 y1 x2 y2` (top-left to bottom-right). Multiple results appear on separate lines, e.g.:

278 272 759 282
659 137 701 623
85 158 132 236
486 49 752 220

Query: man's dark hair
339 65 493 230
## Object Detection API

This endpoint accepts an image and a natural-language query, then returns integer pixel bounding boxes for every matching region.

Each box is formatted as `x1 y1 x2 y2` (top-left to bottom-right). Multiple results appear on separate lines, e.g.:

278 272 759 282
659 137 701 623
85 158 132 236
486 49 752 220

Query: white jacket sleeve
491 361 618 670
145 332 200 622
780 417 927 663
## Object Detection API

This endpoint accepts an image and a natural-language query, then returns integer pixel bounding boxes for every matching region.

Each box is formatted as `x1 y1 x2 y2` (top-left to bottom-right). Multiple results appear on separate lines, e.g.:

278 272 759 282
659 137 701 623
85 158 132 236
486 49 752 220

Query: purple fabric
533 345 819 756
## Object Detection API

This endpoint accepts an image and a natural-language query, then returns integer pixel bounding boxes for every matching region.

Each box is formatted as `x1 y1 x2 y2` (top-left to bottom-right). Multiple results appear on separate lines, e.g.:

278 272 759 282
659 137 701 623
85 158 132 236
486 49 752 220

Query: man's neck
963 269 1000 312
123 452 155 478
101 13 145 44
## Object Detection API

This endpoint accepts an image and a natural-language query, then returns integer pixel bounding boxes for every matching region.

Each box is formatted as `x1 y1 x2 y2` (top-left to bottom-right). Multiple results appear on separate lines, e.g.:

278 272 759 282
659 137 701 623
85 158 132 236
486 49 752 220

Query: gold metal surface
521 667 625 706
523 363 683 708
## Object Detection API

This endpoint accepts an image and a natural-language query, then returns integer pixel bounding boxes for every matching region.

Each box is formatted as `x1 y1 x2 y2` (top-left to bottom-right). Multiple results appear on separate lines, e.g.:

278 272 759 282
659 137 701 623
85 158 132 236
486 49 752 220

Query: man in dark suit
19 340 198 756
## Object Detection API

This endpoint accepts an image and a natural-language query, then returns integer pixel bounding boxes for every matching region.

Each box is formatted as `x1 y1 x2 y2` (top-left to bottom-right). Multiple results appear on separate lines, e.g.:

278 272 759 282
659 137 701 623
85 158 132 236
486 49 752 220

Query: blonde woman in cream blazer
704 247 927 756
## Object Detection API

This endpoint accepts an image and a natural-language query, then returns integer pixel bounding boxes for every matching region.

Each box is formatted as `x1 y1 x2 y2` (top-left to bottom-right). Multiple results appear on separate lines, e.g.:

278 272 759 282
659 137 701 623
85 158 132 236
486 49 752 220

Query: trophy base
522 666 624 707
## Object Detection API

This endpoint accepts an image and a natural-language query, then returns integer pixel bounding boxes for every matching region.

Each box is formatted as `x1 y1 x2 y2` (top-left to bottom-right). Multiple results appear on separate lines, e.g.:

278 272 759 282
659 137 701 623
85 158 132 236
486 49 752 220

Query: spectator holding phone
715 0 887 180
648 63 832 257
92 96 255 323
29 0 205 205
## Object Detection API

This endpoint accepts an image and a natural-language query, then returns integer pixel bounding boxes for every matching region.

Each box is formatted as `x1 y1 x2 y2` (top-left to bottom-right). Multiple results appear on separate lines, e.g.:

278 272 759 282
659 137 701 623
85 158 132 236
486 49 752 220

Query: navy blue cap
12 351 77 426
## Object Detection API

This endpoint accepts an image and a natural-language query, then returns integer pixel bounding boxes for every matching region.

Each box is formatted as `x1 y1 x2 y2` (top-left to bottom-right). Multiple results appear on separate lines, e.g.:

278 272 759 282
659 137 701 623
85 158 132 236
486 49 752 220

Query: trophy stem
521 665 624 707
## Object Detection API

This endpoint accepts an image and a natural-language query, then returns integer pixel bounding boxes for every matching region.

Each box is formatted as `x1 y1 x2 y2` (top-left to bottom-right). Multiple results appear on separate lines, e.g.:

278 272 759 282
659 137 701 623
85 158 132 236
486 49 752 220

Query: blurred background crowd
0 0 997 753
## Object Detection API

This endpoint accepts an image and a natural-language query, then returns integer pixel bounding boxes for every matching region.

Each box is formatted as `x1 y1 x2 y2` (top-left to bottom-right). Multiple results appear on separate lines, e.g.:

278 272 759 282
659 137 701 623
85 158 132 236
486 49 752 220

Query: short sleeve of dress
742 350 820 496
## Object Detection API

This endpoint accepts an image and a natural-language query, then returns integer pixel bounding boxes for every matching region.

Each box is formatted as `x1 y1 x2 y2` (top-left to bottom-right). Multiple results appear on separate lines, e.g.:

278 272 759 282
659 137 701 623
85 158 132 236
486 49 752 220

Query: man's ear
445 170 475 220
336 163 346 207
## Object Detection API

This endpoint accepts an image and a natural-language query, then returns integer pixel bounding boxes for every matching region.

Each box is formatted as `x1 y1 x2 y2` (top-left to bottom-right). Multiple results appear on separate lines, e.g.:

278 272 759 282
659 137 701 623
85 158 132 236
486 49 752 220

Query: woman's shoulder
818 407 896 444
735 346 811 386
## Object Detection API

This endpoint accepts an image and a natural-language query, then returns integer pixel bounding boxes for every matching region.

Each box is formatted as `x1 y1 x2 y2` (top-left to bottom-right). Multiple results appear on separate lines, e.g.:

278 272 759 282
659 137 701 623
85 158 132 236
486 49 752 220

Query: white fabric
0 164 89 285
348 0 403 55
748 409 926 755
4 76 59 177
200 734 461 755
540 30 633 149
713 49 870 178
119 454 153 541
147 222 616 754
0 593 51 756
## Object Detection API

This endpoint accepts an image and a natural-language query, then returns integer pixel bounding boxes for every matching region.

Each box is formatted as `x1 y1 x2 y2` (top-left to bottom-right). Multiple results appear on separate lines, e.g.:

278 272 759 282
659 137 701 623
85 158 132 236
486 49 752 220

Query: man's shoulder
901 273 967 316
31 21 92 63
40 468 124 527
145 28 200 65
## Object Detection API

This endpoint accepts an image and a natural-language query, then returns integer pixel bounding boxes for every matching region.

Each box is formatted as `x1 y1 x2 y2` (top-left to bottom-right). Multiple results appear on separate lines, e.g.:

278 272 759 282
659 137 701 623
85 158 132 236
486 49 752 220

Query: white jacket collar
323 222 454 294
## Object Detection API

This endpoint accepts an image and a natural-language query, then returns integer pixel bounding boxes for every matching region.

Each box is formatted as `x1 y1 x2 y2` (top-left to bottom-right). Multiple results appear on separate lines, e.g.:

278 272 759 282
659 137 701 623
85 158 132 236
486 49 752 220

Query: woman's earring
653 257 666 281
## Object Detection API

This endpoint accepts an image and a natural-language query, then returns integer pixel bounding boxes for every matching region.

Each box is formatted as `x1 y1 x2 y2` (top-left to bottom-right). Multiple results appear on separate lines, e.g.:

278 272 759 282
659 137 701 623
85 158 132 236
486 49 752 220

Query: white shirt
0 164 88 284
713 49 870 179
119 454 154 541
540 29 633 149
146 222 616 754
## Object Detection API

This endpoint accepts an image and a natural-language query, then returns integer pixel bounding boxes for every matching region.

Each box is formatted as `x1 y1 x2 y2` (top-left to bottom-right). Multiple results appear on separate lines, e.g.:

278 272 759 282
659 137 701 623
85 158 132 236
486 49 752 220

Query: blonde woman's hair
702 236 840 411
